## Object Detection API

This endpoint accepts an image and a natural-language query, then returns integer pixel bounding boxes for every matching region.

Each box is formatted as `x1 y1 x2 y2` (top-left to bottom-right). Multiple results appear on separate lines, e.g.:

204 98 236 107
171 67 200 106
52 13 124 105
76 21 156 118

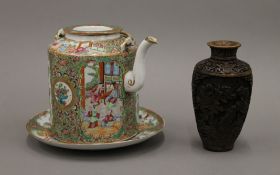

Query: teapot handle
120 31 135 52
120 31 131 37
54 28 65 40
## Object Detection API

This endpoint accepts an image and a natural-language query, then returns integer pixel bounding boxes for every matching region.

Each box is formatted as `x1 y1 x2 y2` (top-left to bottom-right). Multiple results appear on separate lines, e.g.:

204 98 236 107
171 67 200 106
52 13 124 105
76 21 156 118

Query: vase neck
210 47 238 61
207 40 241 61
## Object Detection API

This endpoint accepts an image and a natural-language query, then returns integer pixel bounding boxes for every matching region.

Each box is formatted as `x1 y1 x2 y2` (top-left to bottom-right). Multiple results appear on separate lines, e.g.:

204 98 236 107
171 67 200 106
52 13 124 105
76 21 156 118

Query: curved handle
120 31 131 38
54 28 65 40
120 31 135 52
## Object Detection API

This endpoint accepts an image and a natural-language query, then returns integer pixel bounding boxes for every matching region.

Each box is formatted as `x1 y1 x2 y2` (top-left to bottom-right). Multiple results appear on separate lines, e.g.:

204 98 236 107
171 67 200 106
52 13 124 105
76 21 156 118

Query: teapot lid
63 25 122 36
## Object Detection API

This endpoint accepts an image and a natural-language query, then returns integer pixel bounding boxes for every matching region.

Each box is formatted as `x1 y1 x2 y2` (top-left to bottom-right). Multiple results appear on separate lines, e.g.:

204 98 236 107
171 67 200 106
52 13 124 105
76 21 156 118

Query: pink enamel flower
76 47 86 53
59 60 68 66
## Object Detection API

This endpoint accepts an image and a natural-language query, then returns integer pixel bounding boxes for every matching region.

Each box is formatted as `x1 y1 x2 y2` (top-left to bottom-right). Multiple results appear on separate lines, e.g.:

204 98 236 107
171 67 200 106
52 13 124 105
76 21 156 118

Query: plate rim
26 107 165 150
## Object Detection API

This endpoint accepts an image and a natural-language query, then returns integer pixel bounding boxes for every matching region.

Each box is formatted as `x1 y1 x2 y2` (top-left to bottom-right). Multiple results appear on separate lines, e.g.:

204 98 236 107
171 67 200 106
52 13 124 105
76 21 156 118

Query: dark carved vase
192 40 253 152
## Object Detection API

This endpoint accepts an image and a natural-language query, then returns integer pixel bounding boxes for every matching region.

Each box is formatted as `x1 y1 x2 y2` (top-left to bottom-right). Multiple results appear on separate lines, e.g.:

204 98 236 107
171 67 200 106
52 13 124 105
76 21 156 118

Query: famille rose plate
26 107 165 150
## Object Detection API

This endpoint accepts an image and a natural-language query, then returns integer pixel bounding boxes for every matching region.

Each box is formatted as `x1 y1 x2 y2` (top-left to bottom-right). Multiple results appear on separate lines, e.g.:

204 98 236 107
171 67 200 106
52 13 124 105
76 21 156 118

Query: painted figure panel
81 61 124 139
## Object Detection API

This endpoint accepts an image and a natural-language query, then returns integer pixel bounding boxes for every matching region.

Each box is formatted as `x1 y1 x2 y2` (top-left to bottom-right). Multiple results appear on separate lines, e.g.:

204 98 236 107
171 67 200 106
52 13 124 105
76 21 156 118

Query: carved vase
192 40 253 152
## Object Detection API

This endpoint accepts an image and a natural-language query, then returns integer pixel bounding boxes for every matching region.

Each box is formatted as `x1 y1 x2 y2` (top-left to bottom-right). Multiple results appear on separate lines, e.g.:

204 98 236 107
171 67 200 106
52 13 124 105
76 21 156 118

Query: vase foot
203 144 234 152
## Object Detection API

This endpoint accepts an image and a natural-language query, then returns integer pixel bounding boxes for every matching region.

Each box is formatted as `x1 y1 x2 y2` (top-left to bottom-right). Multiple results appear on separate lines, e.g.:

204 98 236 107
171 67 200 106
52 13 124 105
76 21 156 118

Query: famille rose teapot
48 25 158 143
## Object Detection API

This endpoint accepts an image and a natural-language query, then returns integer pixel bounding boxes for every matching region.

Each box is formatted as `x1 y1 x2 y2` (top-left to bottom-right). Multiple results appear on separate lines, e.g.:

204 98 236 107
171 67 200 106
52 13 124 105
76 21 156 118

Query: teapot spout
124 36 158 92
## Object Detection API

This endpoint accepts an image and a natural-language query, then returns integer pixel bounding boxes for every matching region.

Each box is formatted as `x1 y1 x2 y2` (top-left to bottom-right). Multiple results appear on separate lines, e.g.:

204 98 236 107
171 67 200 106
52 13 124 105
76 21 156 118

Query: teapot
48 25 157 143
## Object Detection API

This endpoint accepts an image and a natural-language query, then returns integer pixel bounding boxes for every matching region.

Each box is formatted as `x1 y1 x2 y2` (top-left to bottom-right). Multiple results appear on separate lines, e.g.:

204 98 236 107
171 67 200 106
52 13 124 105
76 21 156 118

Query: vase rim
207 40 241 48
63 24 122 36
